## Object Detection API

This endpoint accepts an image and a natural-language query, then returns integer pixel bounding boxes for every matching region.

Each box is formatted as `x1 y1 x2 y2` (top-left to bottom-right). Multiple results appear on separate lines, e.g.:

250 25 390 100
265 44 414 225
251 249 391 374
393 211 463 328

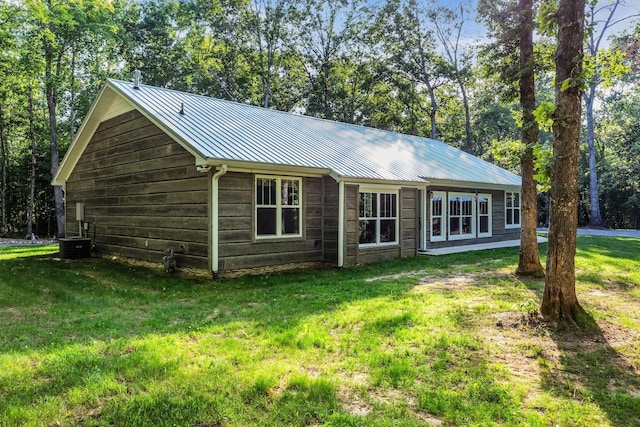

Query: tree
26 0 116 238
379 0 446 139
581 0 636 227
296 0 364 120
516 0 545 277
429 4 474 153
244 0 292 108
540 0 587 324
477 0 544 277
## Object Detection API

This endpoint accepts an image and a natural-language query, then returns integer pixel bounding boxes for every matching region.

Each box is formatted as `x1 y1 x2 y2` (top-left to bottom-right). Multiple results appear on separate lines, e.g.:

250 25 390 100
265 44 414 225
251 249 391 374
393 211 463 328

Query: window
359 191 398 246
430 191 493 241
256 176 301 238
430 191 446 242
449 193 475 240
505 191 521 228
477 194 492 238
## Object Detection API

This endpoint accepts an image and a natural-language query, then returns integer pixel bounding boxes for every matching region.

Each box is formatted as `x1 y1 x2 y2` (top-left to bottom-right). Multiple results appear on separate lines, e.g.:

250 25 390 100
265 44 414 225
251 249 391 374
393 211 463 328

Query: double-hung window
256 176 301 238
448 193 475 240
505 191 521 228
477 194 492 238
430 191 446 242
359 191 398 246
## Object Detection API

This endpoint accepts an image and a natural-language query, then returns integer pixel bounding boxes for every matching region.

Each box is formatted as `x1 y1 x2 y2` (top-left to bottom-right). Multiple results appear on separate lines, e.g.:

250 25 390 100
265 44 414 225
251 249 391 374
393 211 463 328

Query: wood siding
65 110 210 269
64 109 521 274
344 184 359 267
344 186 419 267
425 187 521 249
217 172 326 270
322 177 339 265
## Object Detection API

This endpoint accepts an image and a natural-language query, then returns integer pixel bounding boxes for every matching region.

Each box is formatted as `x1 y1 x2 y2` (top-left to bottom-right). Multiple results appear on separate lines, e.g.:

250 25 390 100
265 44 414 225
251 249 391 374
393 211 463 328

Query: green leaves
533 101 555 133
583 48 631 88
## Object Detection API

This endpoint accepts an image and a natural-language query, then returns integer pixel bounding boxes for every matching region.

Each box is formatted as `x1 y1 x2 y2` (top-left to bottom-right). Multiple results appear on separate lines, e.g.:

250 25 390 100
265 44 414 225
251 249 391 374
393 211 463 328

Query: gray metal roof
106 78 521 187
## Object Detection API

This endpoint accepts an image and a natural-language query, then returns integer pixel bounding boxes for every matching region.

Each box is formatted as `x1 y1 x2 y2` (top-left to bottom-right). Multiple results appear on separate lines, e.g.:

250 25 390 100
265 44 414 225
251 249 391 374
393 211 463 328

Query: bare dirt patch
484 310 640 399
0 307 24 319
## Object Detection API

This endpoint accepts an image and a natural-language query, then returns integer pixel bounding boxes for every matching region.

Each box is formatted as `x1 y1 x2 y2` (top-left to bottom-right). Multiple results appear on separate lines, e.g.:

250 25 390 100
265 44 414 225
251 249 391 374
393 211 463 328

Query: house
52 78 524 276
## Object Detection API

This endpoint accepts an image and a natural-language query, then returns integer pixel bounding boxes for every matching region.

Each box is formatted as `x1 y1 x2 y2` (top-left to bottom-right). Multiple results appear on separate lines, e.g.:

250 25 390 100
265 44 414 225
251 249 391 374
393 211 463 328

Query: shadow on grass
0 245 526 353
0 245 550 425
543 314 640 427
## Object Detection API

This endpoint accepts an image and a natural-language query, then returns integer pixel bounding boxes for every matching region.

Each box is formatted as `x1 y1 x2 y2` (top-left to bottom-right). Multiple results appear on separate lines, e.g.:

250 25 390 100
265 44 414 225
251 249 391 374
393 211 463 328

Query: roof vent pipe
133 69 141 89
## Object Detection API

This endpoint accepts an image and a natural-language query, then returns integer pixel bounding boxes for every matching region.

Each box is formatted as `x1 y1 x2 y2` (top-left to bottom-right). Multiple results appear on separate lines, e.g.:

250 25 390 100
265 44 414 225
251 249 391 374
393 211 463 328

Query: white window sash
430 191 447 242
477 193 492 238
358 191 399 247
255 175 302 239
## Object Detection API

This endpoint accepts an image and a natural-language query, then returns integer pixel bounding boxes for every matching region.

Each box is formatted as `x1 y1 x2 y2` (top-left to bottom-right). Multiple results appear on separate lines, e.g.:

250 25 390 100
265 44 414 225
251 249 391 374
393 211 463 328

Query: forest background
1 0 639 239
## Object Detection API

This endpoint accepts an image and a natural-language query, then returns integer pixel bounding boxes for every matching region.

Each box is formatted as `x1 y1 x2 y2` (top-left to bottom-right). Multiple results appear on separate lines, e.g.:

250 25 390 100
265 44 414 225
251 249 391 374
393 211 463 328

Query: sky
430 0 640 48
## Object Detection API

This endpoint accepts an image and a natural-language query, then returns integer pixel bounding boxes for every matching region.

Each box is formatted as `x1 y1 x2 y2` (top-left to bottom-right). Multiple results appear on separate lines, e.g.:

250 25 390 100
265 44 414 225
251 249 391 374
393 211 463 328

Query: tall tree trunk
541 0 586 324
0 104 7 236
460 81 472 153
516 0 544 277
425 79 438 140
264 44 274 108
584 87 604 227
69 45 77 143
45 45 66 238
27 85 37 238
322 62 332 120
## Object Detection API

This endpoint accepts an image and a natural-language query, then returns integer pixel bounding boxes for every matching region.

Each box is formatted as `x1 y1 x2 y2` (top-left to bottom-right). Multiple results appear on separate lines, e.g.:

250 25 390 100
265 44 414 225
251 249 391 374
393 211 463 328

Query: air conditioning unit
59 237 92 259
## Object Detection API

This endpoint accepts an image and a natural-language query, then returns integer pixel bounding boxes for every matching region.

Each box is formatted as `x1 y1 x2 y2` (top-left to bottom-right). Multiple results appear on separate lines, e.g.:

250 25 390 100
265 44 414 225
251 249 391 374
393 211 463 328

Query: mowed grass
0 236 639 426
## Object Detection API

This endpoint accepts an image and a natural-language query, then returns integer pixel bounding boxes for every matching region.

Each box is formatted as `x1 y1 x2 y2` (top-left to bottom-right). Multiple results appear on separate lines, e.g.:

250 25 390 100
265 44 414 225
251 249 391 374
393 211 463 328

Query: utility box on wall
59 237 92 259
76 202 85 221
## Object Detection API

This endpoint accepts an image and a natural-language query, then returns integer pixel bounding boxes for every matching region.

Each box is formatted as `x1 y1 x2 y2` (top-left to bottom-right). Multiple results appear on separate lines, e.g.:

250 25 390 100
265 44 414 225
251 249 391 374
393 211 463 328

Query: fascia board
203 158 331 178
340 177 430 189
427 178 521 192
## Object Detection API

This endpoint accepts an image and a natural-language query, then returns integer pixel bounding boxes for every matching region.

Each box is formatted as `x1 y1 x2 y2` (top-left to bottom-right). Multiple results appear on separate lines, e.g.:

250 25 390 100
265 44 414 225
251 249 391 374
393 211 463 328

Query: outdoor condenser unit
59 237 91 259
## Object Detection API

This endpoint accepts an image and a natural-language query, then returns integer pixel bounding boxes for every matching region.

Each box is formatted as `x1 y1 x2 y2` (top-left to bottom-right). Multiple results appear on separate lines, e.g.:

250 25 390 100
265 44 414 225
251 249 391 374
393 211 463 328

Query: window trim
430 191 447 242
255 175 303 239
477 193 492 238
448 192 477 241
505 191 521 229
358 189 399 248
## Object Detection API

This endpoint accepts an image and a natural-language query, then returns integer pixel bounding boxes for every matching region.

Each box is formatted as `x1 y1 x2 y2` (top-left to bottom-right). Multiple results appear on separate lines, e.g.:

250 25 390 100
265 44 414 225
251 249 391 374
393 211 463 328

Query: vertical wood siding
65 110 210 269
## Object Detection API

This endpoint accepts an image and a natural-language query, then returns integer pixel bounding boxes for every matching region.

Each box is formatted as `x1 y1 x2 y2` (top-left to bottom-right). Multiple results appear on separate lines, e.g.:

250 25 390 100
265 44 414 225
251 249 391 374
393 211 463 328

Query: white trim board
419 236 548 255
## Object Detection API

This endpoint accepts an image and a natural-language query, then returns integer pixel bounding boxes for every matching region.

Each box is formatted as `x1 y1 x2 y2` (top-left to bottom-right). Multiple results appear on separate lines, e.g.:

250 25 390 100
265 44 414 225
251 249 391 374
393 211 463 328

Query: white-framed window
430 191 447 242
505 191 521 229
477 194 492 238
448 193 476 240
359 191 398 246
256 176 302 238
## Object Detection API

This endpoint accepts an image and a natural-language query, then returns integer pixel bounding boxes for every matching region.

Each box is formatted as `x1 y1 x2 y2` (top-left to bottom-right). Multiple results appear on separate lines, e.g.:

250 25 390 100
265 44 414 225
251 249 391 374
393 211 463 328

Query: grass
0 236 639 426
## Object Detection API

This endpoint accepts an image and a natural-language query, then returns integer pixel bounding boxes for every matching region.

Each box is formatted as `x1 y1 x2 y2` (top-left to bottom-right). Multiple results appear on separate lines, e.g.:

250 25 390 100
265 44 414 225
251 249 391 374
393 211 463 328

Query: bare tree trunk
322 62 332 120
516 0 544 277
425 79 438 140
0 104 7 236
69 45 76 143
460 82 472 152
541 0 586 324
584 87 604 227
45 46 66 238
27 85 37 237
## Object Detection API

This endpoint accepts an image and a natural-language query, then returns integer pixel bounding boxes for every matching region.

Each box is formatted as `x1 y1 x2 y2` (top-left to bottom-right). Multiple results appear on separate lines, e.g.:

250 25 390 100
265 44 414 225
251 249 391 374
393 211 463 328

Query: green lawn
1 236 639 426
